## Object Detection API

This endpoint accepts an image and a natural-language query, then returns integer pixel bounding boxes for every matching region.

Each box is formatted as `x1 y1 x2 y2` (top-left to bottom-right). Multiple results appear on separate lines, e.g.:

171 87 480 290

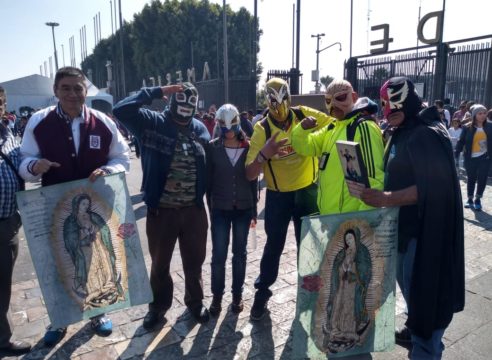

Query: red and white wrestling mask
325 79 356 119
265 77 291 122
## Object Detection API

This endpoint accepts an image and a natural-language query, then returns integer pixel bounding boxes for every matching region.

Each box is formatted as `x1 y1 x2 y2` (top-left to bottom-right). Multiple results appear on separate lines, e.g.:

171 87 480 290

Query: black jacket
455 120 492 161
390 106 465 339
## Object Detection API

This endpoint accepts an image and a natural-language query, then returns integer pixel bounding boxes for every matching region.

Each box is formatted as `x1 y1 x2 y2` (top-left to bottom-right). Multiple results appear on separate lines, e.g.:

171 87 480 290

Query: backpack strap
291 107 305 122
260 117 271 141
346 114 375 141
259 116 279 190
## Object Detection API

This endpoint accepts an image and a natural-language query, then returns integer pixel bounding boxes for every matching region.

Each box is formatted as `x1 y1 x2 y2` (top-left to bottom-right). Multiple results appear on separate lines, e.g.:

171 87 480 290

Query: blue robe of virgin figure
63 194 123 308
323 228 371 353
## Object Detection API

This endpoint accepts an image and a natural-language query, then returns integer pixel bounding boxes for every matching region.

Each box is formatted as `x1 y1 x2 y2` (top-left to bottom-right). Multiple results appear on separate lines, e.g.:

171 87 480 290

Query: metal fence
194 77 255 112
345 35 492 109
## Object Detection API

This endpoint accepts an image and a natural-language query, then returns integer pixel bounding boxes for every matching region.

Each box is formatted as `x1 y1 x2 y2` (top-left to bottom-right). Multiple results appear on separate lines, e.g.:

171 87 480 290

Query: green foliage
320 75 334 91
372 67 389 82
81 0 260 94
256 88 267 109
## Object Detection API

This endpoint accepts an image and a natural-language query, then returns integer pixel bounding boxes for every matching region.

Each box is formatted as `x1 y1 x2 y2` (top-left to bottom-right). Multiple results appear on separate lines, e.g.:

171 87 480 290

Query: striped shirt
0 127 22 218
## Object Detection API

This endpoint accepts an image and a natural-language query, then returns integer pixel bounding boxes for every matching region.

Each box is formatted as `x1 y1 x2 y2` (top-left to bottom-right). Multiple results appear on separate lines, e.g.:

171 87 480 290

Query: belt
147 205 195 216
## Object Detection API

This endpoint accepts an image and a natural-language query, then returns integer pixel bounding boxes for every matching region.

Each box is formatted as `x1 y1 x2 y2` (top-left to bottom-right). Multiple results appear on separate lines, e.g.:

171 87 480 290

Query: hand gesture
261 132 289 159
160 84 183 101
300 116 318 130
33 159 61 175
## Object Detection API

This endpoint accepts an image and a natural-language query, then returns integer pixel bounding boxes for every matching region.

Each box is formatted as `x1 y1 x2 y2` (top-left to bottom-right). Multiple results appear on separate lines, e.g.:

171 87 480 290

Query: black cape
392 106 465 339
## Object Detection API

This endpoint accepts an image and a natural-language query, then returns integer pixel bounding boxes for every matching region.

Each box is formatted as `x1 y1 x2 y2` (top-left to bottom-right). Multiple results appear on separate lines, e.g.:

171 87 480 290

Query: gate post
432 43 449 102
485 46 492 108
345 57 358 91
290 68 300 95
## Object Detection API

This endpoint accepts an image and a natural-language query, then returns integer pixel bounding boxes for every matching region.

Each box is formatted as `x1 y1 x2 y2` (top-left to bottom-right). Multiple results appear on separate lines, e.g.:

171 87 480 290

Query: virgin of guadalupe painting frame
16 173 152 328
292 208 399 359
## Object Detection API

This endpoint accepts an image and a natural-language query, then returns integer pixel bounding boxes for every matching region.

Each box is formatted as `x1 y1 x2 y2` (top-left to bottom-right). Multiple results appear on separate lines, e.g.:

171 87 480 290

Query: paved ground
3 155 492 360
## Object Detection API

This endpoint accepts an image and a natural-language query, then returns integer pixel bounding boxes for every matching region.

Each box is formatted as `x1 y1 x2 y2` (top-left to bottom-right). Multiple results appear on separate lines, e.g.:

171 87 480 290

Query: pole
292 3 295 69
223 0 229 103
311 33 325 93
253 0 258 109
118 0 126 96
290 0 301 95
350 0 353 58
46 22 59 71
61 44 65 66
295 0 301 71
316 41 342 92
110 0 114 35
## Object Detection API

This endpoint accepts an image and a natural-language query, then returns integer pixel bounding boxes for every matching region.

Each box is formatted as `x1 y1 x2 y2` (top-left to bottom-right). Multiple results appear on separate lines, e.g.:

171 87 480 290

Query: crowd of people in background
0 67 491 359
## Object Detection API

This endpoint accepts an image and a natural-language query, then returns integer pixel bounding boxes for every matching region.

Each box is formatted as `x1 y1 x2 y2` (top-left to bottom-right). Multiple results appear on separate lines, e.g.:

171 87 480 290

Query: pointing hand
33 159 61 175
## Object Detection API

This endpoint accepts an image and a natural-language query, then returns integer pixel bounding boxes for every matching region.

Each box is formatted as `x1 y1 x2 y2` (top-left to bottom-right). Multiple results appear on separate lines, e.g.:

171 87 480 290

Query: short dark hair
434 99 444 108
54 67 85 88
0 86 5 97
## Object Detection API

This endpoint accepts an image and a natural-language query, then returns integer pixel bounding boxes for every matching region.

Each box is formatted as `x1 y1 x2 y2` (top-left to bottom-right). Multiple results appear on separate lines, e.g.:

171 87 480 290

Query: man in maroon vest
19 67 130 347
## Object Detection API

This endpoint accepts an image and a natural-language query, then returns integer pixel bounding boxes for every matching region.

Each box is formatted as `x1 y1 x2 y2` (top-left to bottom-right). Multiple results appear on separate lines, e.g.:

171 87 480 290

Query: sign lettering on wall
370 11 444 54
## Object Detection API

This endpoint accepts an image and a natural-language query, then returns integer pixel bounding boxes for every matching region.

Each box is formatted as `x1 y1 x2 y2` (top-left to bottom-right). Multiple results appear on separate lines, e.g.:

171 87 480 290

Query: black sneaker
250 298 268 321
464 198 474 209
209 296 222 316
231 294 244 314
474 198 482 211
189 305 210 323
395 326 412 344
143 311 165 330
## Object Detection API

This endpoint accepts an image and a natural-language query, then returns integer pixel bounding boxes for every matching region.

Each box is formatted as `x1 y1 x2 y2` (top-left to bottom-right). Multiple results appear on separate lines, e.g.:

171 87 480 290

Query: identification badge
89 135 101 149
319 152 329 170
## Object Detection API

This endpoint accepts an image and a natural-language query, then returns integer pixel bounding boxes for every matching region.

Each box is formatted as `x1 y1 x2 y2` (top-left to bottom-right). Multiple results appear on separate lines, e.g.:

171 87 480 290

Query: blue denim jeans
397 238 446 360
254 184 318 301
210 208 253 296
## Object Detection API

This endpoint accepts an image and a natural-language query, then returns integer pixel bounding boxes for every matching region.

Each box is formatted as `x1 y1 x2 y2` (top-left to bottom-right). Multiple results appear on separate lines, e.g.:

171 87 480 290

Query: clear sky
1 0 490 94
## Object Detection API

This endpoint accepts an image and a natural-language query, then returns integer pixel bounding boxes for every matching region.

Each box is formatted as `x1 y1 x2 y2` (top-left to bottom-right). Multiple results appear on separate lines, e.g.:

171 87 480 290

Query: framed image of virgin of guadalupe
292 208 399 358
16 173 152 328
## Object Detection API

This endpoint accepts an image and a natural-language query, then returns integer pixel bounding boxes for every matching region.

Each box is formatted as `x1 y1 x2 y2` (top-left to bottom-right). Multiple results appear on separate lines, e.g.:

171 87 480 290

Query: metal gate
195 77 255 112
345 35 492 109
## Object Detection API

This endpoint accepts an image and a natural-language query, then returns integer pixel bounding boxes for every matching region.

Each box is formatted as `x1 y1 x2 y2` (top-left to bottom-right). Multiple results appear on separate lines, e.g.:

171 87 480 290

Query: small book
336 140 370 188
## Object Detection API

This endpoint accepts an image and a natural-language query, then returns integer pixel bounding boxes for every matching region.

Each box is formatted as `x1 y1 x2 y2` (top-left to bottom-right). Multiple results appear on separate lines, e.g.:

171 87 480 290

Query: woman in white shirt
455 104 492 211
448 119 463 169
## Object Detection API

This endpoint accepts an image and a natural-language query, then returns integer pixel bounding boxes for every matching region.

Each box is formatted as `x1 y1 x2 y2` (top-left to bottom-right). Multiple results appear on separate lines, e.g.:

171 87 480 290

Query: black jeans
254 184 318 301
0 212 21 346
465 154 492 198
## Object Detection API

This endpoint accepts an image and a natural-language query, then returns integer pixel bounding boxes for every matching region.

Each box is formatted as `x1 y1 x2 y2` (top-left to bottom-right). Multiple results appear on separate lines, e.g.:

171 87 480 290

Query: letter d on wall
417 11 443 45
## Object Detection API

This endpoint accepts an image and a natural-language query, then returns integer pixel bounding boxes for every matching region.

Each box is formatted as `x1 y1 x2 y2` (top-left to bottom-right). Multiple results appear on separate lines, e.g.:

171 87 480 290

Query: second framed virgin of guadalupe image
336 140 370 188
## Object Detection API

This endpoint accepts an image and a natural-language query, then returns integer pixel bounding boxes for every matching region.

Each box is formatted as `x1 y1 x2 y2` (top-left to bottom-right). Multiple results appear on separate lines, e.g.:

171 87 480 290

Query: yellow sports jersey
471 128 487 157
246 106 332 192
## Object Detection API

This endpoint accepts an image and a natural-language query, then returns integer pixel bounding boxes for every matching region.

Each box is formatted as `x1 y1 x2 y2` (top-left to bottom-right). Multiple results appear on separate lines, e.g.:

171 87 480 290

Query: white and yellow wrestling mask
265 78 291 122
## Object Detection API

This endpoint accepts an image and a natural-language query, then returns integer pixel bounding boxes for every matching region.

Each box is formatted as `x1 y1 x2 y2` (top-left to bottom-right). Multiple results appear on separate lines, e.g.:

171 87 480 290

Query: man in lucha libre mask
245 77 331 320
169 82 198 125
113 82 211 328
356 77 464 358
